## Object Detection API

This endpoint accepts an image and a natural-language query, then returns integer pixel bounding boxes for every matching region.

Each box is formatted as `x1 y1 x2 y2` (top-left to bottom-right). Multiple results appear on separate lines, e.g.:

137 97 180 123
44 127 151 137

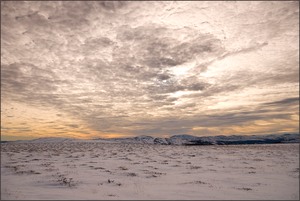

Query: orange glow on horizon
192 117 299 136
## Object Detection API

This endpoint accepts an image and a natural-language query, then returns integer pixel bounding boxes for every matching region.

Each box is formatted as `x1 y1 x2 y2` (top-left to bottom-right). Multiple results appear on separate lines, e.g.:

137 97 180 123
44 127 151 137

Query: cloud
66 124 79 129
116 24 224 69
264 97 299 107
1 1 299 139
1 63 58 91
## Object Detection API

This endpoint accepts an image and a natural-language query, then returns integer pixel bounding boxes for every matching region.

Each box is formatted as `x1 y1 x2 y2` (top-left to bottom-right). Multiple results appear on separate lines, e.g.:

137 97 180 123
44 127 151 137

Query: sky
1 1 299 141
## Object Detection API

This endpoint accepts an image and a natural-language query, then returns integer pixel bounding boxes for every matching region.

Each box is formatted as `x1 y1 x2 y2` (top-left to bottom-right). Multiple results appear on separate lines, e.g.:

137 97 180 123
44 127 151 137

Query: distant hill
5 133 299 145
183 133 300 146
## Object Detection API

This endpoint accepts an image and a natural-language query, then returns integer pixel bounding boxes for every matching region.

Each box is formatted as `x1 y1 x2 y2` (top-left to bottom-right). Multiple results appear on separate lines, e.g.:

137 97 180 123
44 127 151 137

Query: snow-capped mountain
182 133 300 145
133 136 155 144
166 134 199 145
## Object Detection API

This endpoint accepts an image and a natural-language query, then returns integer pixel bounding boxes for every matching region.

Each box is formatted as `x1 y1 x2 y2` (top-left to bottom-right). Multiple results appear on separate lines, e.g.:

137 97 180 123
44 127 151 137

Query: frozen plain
1 142 299 200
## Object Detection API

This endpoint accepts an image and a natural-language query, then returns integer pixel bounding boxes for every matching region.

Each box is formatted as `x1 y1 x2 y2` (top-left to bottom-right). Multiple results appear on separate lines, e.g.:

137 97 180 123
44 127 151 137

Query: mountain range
4 133 299 145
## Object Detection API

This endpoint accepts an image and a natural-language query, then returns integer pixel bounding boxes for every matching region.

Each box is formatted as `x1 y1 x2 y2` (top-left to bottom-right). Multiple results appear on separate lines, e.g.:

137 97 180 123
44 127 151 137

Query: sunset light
1 1 299 140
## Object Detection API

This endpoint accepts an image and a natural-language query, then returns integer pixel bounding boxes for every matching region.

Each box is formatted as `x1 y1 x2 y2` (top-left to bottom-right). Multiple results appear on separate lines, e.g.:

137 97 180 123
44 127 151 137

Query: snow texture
1 142 299 200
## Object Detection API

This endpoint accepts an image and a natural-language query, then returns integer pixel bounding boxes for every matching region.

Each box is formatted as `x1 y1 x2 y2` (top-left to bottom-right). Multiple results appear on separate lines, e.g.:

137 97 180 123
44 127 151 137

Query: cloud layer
1 1 299 140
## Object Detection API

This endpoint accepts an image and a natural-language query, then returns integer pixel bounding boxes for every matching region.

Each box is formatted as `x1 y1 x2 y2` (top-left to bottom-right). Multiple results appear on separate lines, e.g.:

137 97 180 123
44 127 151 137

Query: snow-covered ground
1 142 299 200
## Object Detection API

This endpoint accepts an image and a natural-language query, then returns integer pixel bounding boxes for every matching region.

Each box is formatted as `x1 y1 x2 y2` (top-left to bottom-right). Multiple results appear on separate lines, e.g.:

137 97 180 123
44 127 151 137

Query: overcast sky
1 1 299 140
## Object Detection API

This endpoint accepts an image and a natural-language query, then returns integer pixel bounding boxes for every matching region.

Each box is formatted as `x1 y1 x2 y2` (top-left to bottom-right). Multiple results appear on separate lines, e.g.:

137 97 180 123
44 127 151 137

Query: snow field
1 143 299 200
